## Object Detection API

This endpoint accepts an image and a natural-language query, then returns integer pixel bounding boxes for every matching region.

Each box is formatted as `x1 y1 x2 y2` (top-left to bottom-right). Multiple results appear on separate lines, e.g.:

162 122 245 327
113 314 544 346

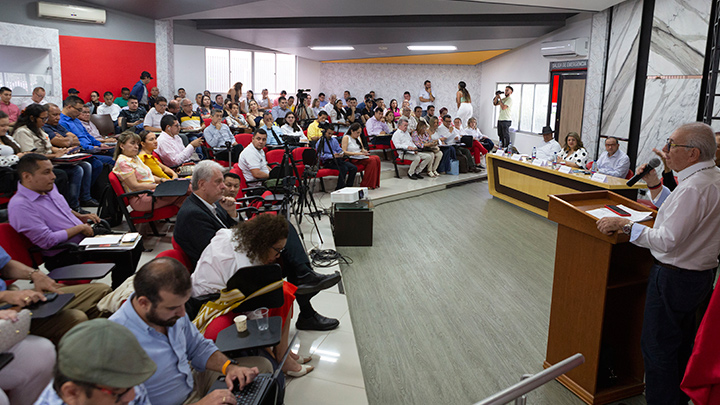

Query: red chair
266 149 285 165
203 118 212 127
366 127 391 159
108 172 180 236
156 248 193 272
586 160 593 170
201 139 230 168
229 164 279 215
625 169 634 180
389 140 415 178
235 133 253 148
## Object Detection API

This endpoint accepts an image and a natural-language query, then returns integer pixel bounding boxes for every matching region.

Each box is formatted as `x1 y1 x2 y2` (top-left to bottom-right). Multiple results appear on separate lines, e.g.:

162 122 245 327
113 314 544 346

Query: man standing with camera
493 86 513 148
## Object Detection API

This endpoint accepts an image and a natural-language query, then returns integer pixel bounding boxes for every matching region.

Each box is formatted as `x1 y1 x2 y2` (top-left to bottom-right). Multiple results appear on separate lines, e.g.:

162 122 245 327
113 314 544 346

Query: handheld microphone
626 157 661 186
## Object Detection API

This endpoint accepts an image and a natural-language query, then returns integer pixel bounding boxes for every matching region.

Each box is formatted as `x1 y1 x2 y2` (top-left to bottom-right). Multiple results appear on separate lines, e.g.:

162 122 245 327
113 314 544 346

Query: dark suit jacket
174 193 237 266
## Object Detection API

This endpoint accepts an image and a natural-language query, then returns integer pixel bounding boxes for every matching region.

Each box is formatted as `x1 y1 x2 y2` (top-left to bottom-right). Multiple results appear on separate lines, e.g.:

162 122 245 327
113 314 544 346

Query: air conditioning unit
540 38 588 58
38 2 106 24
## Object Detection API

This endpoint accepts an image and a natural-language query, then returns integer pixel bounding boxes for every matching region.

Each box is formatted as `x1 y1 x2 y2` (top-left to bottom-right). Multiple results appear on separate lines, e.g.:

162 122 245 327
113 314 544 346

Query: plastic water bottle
532 147 537 159
507 143 513 155
553 152 558 168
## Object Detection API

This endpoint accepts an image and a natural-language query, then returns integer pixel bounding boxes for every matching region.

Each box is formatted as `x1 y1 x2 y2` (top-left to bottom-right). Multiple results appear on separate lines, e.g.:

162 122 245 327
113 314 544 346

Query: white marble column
155 20 175 99
582 9 611 160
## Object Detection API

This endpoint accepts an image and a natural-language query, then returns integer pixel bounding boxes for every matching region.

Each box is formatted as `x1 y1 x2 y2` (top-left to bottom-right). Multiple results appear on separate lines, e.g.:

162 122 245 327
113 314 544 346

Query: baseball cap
67 88 79 95
141 71 153 80
58 319 157 388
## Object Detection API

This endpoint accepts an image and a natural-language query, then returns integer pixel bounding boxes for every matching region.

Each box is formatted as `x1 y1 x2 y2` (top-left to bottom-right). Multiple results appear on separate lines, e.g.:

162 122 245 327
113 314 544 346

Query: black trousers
44 242 144 289
213 144 243 164
497 120 511 147
322 159 357 190
279 223 320 317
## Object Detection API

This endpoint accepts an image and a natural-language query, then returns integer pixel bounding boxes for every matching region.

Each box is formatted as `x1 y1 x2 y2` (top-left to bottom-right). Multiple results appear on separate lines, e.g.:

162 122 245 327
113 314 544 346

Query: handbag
0 309 31 352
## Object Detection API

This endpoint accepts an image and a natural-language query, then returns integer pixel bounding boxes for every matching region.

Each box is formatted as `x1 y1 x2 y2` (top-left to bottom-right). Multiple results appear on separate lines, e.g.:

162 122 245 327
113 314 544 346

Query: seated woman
246 100 262 128
559 132 588 169
112 131 188 212
455 117 488 168
329 99 348 133
280 112 308 143
191 215 313 377
197 95 213 120
384 110 398 134
388 99 401 120
138 130 179 180
412 121 442 177
311 98 322 117
224 102 250 133
427 116 456 174
463 117 494 152
342 123 380 189
241 90 255 115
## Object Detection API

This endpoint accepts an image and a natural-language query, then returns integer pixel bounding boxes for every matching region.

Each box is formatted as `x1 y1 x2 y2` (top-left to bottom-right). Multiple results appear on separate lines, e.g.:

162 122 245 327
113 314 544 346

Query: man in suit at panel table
173 160 342 331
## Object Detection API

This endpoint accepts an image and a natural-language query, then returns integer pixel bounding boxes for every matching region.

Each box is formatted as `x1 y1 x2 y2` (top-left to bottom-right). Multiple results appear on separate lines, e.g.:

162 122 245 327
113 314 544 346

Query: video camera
495 90 504 96
296 89 311 102
281 134 303 146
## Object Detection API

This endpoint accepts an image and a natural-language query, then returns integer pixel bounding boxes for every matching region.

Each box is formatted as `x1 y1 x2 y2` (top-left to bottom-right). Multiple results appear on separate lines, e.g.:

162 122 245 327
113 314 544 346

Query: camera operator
259 110 285 148
316 125 357 190
493 86 513 148
237 129 270 187
295 89 314 127
203 109 243 162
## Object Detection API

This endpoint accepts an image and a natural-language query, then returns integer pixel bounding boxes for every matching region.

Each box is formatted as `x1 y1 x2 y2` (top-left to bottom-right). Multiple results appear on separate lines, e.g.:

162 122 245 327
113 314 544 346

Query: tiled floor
17 158 486 405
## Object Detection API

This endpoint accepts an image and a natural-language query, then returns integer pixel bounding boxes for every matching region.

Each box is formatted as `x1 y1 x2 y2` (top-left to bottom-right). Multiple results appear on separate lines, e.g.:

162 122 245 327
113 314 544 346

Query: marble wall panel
155 20 175 99
601 0 644 139
582 9 611 160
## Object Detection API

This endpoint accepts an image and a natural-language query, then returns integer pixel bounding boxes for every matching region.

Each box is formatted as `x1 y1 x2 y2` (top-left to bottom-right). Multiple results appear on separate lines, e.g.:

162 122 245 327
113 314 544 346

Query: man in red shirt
0 87 20 125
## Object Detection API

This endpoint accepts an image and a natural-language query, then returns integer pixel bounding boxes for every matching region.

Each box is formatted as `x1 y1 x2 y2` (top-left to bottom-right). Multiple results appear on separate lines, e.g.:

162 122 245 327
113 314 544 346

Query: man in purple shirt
365 107 391 146
9 154 141 288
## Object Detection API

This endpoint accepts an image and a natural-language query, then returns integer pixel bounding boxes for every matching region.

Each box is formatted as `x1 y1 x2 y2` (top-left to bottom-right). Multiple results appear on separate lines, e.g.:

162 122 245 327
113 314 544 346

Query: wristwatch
622 221 634 235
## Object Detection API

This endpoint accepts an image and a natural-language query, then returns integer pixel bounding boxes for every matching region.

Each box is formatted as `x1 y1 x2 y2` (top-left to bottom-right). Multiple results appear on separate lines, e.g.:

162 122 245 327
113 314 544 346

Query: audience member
0 111 23 170
0 87 19 125
0 244 110 345
412 121 442 177
9 154 141 288
59 96 115 166
222 172 242 198
316 126 356 190
318 92 327 107
237 130 270 186
227 82 243 105
287 96 296 111
34 319 157 405
329 99 348 132
260 111 285 148
110 257 272 405
19 86 47 111
323 94 338 114
271 96 291 121
453 118 487 169
402 91 415 110
138 131 178 180
156 115 203 167
419 80 435 115
341 90 351 106
311 98 322 117
42 103 80 148
192 93 202 111
177 98 205 132
463 117 494 152
212 94 223 110
366 108 392 146
177 88 187 99
113 131 188 212
274 90 288 107
96 91 122 122
426 116 456 174
343 97 360 126
246 99 262 128
384 110 398 133
306 111 328 143
388 99 400 120
258 88 271 111
240 89 254 114
375 98 387 116
79 105 110 142
118 95 147 131
130 71 153 110
224 102 250 131
167 99 180 115
84 90 101 114
426 104 436 121
204 109 243 162
392 118 432 179
197 95 213 120
66 88 79 97
342 123 380 189
147 86 160 110
174 161 342 329
281 112 309 143
114 87 131 108
559 132 588 169
596 136 630 178
535 126 562 162
143 96 171 132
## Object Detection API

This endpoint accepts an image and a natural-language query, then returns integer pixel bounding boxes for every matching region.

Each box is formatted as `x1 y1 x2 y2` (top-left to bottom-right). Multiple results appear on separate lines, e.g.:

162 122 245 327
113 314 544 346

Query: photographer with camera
316 124 357 190
295 89 314 126
493 86 513 148
203 109 243 163
259 110 285 148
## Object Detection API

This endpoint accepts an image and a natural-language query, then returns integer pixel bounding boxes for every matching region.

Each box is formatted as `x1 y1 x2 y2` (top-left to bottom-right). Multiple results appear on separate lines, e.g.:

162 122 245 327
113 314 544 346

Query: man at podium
596 122 720 405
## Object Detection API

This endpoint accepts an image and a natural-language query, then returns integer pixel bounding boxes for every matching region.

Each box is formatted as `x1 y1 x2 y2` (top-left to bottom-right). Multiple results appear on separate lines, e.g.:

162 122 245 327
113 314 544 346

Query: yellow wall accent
322 49 509 65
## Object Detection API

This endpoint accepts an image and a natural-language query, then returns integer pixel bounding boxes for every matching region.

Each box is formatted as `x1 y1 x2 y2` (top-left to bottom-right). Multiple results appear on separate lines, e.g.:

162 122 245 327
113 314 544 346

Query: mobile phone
605 205 631 216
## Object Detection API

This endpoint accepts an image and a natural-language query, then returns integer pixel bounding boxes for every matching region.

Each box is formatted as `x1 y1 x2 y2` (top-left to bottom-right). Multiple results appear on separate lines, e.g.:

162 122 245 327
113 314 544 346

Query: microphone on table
626 157 661 186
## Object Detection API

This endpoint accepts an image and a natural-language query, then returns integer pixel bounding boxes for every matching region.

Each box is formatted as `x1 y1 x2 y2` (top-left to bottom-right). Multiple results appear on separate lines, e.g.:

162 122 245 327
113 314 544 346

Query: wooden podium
544 191 656 404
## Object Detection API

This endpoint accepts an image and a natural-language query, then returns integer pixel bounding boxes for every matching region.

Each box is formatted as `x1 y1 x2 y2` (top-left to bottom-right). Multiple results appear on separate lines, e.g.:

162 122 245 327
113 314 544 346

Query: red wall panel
59 35 156 102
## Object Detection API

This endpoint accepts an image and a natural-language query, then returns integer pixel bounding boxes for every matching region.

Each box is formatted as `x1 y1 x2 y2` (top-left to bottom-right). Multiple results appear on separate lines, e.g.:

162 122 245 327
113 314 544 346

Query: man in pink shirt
155 115 203 167
0 87 20 125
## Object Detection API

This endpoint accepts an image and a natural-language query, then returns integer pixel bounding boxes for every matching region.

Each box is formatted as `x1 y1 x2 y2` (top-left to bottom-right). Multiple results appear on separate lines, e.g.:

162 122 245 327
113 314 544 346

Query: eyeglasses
92 385 133 403
271 246 285 255
71 105 83 112
665 138 694 150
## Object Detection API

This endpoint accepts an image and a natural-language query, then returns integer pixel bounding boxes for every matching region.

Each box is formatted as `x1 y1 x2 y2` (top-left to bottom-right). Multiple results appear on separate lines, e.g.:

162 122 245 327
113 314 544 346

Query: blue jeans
438 145 456 173
58 164 83 209
641 263 714 405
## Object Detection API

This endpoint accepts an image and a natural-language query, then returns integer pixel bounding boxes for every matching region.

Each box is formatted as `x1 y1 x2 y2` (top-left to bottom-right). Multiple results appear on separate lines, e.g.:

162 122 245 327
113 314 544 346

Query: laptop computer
213 332 298 405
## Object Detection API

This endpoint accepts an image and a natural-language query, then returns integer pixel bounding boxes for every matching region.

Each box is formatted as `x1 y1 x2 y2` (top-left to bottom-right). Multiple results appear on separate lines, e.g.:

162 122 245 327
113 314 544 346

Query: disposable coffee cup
234 315 247 332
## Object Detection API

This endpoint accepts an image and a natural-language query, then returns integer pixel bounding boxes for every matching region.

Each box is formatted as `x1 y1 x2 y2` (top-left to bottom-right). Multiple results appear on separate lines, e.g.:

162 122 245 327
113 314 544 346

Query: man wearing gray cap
34 319 157 405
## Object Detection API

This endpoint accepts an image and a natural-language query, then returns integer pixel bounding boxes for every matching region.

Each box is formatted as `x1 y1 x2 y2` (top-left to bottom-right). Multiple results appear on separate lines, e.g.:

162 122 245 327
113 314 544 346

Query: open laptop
213 332 298 405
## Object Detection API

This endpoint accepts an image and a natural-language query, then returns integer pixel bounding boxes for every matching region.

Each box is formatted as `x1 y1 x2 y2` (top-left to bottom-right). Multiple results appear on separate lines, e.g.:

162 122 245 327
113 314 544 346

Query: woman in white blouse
559 132 588 168
280 112 308 143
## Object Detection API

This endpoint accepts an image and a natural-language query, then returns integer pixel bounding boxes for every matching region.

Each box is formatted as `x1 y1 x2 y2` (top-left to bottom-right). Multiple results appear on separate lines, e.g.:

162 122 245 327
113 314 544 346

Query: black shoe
415 173 424 179
296 312 340 331
74 207 91 214
476 164 486 170
294 271 341 295
408 174 418 180
80 198 100 207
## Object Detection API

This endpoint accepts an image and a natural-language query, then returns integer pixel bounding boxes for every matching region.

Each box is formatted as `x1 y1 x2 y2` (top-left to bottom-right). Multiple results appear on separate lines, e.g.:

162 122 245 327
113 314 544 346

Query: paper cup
234 315 247 332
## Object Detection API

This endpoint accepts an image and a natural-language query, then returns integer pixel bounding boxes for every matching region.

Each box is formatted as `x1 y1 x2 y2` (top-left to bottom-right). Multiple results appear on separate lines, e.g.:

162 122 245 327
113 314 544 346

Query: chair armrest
118 189 153 199
241 186 266 196
29 241 80 255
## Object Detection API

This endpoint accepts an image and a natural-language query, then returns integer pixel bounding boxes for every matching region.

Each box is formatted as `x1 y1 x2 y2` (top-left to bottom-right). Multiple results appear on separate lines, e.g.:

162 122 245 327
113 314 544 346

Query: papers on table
586 204 653 223
352 155 370 160
79 233 142 250
79 235 122 246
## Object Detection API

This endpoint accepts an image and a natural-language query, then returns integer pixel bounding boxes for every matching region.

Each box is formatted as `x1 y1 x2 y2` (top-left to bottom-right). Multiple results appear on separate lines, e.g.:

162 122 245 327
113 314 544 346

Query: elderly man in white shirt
595 136 631 178
597 122 720 405
391 118 432 180
155 115 204 167
535 126 562 161
19 87 47 110
143 96 171 132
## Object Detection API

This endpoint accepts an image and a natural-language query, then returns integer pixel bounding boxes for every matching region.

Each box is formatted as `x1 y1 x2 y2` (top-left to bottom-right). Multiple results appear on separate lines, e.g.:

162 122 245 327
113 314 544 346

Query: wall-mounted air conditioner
540 38 588 58
38 2 106 24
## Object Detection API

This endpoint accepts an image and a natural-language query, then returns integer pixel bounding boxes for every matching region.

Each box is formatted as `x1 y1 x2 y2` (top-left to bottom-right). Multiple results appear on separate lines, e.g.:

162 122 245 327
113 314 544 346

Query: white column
155 20 175 99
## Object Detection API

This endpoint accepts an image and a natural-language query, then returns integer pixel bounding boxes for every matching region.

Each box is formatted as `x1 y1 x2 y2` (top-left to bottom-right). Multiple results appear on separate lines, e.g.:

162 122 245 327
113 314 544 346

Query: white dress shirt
143 107 171 129
192 228 255 296
631 161 720 270
596 149 631 178
96 103 122 121
535 139 562 161
419 89 433 110
155 131 194 167
281 124 308 142
391 129 416 151
433 125 459 144
19 98 47 111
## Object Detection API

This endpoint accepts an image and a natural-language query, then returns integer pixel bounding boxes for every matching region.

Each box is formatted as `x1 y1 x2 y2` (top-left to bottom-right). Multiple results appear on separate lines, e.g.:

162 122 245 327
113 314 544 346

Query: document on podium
585 204 653 222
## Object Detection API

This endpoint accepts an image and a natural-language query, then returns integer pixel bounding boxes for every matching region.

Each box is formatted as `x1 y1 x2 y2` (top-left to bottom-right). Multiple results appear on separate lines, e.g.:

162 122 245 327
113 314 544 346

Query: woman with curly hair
192 214 314 377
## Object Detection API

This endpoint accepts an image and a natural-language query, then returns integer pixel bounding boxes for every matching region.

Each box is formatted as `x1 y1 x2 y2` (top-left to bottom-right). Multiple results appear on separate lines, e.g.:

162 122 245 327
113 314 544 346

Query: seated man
223 171 242 198
96 91 122 122
143 96 171 132
35 319 157 405
113 87 131 108
271 96 291 121
174 160 341 331
402 106 416 132
203 108 243 163
147 86 160 110
306 111 328 143
392 118 432 179
237 130 270 187
596 136 630 177
535 125 562 161
79 104 113 143
9 154 142 288
316 125 357 190
366 108 392 145
0 245 110 345
177 98 205 132
167 99 181 115
110 257 272 405
156 115 203 167
42 103 80 149
59 95 115 166
19 86 47 111
117 95 147 132
435 114 478 172
413 106 427 126
359 94 376 123
259 111 285 148
0 86 19 125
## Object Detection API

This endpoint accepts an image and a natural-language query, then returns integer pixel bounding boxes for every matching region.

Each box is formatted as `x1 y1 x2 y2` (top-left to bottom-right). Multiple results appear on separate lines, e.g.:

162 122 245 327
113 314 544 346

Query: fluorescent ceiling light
407 45 457 51
310 46 354 51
